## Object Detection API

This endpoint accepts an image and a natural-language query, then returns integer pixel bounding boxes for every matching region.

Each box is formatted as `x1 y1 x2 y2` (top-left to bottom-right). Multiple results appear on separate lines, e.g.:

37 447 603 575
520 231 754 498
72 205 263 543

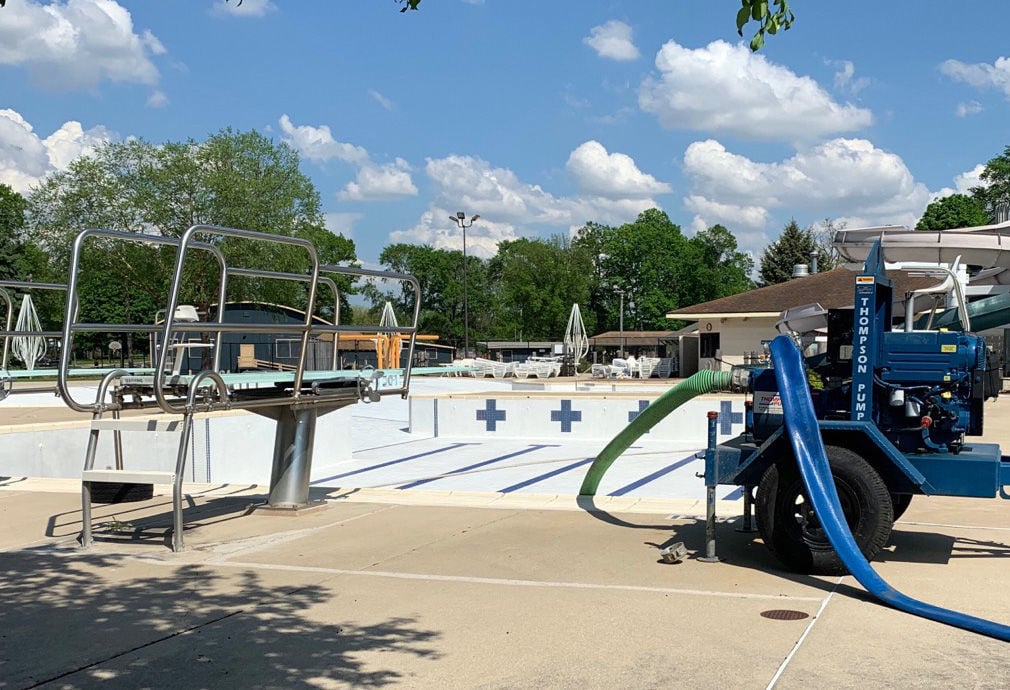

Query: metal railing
54 224 421 416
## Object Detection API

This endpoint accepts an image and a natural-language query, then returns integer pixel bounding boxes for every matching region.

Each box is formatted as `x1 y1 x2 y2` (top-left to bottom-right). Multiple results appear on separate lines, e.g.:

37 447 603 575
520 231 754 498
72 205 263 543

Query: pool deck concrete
4 380 1010 687
3 479 1010 688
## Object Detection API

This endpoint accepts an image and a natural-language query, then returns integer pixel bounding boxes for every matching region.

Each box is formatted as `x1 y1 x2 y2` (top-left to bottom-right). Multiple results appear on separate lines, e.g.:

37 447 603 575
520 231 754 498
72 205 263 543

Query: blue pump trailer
711 240 1009 576
575 238 1010 638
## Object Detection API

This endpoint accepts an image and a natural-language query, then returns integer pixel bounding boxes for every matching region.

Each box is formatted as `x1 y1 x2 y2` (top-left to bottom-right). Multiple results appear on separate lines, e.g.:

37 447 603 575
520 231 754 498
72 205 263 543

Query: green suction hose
578 369 734 496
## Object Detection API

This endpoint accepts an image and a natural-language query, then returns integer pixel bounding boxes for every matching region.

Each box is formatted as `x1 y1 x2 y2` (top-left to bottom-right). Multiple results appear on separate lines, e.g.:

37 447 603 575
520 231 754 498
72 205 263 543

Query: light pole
449 211 480 357
615 287 626 359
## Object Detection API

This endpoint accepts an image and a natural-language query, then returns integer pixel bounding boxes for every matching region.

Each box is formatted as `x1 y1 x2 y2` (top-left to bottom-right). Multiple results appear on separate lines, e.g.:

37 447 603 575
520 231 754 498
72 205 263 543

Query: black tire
90 482 154 504
891 493 913 521
756 445 893 575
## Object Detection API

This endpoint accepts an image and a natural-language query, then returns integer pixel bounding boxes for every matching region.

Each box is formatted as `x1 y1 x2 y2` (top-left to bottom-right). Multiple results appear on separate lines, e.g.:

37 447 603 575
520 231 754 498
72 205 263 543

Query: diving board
1 367 156 379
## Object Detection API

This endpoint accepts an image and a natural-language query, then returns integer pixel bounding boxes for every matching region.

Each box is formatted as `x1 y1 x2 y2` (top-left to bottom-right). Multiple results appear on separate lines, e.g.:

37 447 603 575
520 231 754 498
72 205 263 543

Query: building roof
482 341 561 350
589 331 676 347
666 268 940 319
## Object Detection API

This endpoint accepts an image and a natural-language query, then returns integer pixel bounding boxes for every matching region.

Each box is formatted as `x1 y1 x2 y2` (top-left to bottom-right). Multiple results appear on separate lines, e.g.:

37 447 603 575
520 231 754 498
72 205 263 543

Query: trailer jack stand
736 486 758 533
699 411 721 563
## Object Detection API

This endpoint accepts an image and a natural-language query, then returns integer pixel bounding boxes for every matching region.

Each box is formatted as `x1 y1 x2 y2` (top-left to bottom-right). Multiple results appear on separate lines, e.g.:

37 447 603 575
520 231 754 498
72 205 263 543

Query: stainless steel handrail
53 225 425 416
320 264 422 398
58 229 227 413
153 225 321 414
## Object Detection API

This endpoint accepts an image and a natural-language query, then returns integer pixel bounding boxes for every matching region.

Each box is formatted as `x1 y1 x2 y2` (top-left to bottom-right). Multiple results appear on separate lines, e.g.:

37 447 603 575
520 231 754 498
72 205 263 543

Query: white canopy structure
563 303 589 363
379 301 399 329
12 294 45 371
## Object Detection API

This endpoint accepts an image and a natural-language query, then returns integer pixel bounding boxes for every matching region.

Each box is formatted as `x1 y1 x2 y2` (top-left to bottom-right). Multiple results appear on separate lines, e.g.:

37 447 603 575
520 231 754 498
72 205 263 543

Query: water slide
833 222 1010 267
918 291 1010 332
836 222 1010 332
769 335 1010 641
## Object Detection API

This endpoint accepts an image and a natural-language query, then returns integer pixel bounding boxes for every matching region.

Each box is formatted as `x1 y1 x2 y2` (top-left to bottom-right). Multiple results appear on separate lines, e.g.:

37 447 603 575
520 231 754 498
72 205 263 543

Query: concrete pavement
2 478 1009 689
5 383 1010 687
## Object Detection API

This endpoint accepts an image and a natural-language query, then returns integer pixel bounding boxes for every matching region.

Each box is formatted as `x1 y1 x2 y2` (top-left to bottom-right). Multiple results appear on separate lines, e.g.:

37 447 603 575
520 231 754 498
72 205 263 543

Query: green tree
572 221 614 337
26 129 337 319
683 224 755 305
487 236 593 341
601 209 691 330
971 145 1010 223
0 185 66 334
759 219 831 286
0 183 27 281
916 193 990 231
373 243 469 342
294 224 357 321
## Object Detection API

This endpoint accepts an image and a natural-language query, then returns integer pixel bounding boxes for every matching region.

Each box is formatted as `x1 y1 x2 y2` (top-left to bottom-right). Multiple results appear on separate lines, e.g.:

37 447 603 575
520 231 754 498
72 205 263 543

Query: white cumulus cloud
830 59 871 95
146 90 169 108
0 0 163 90
278 115 369 165
639 39 873 142
566 140 671 198
930 164 987 202
941 56 1010 98
280 115 416 201
0 109 113 193
338 159 418 201
583 20 640 61
955 100 983 117
681 138 932 256
388 153 661 257
323 211 362 240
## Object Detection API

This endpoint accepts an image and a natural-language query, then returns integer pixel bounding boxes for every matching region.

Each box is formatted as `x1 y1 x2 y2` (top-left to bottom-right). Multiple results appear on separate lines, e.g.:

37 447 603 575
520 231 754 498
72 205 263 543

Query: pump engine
750 243 1001 454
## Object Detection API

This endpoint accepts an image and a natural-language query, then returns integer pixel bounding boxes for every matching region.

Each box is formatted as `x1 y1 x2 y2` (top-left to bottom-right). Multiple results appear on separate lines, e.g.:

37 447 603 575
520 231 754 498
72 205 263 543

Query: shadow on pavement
1 548 442 688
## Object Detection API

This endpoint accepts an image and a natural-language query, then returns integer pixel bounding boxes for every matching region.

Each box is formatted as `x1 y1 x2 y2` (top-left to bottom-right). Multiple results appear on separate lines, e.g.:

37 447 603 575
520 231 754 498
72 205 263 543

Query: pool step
91 418 187 432
81 469 176 485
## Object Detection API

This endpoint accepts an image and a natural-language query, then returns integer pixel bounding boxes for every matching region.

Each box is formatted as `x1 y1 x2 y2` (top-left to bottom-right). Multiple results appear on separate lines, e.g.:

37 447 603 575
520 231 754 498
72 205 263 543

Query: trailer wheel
756 445 893 575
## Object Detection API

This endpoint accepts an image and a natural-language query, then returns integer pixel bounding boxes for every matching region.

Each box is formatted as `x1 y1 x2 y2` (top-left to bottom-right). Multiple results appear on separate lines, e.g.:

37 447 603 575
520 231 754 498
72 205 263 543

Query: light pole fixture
449 211 480 357
615 287 626 359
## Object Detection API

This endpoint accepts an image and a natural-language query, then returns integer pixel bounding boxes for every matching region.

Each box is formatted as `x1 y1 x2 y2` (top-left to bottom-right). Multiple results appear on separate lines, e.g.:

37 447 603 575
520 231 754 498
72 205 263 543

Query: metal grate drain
760 609 810 621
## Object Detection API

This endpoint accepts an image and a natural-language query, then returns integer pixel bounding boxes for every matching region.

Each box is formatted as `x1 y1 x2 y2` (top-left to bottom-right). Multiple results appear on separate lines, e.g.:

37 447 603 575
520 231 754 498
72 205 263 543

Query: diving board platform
114 365 476 388
1 367 156 379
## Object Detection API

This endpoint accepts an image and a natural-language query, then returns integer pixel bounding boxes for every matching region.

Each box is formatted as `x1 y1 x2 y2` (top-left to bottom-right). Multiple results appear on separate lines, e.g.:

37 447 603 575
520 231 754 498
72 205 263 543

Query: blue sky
2 0 1009 270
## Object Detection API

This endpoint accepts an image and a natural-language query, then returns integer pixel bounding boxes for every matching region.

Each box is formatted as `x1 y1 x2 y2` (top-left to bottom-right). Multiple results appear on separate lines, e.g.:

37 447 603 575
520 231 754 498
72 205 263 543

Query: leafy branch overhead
9 0 791 52
120 2 792 51
393 0 794 51
736 0 794 51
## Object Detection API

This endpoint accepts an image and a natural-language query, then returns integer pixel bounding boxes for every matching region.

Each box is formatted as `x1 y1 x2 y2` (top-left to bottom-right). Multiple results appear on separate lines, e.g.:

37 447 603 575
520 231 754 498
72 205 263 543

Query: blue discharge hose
770 334 1010 642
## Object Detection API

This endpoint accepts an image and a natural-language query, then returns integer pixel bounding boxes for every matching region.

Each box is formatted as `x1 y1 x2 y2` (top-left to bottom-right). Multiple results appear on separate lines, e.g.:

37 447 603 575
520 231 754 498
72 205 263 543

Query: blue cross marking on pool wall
628 400 650 423
720 400 744 435
476 399 507 431
550 399 583 433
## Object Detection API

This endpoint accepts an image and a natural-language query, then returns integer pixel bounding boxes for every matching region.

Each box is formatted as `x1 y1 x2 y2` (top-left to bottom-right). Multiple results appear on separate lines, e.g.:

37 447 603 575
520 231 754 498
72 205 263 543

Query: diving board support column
267 406 318 508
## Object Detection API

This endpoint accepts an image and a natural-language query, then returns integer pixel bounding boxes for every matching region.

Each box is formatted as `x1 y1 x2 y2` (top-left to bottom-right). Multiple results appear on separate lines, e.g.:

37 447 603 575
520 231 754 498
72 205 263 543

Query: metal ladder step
91 418 187 432
82 469 176 484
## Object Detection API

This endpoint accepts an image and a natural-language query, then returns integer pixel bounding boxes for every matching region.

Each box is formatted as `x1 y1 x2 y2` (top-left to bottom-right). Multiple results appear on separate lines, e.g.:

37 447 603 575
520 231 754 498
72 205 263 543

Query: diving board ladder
81 412 194 553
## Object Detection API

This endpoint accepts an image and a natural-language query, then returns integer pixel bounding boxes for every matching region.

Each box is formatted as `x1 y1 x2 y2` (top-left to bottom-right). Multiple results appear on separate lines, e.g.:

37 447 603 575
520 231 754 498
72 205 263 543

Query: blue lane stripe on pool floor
498 457 595 494
607 452 702 497
397 444 558 490
311 442 477 484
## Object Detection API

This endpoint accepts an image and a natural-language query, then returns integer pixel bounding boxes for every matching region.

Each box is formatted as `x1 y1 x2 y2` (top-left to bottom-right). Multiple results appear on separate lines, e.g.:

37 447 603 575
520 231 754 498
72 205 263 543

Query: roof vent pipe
810 250 818 274
791 264 809 278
